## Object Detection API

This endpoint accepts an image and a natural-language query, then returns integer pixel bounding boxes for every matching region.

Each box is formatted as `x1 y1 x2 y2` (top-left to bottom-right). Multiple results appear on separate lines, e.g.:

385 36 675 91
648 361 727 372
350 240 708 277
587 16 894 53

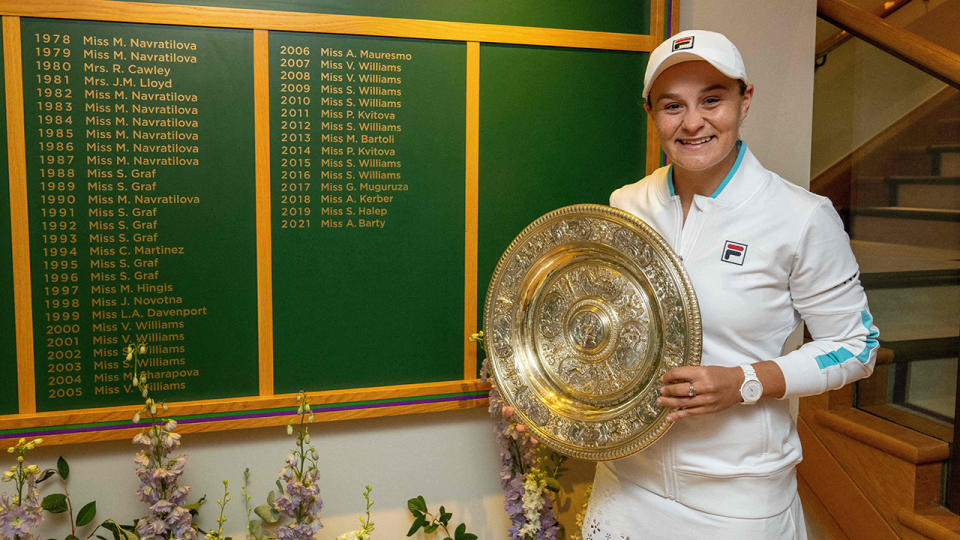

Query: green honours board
131 0 650 35
478 45 648 332
270 33 466 392
0 25 16 416
0 0 661 441
21 18 259 411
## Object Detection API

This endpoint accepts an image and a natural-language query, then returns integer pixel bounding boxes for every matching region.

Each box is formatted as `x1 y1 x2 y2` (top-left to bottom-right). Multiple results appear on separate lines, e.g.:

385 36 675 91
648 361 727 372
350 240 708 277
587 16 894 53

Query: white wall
679 0 819 188
28 409 513 539
11 4 820 540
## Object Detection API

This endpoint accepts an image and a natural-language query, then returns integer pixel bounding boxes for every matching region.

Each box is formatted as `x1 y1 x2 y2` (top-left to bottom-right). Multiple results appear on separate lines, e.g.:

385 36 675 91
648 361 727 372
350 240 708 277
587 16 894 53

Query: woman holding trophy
581 30 879 539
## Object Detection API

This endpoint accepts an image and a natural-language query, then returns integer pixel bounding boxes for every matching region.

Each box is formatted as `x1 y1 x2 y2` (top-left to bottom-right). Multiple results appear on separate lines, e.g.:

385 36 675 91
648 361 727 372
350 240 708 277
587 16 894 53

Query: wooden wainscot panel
797 472 851 540
797 416 898 539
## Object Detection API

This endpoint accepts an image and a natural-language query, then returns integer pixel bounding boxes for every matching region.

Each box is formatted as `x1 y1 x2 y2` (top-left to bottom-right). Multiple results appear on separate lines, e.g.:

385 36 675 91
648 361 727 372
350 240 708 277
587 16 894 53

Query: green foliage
75 500 96 527
41 493 68 513
39 455 105 540
406 495 477 540
254 503 280 524
56 456 69 480
101 520 138 540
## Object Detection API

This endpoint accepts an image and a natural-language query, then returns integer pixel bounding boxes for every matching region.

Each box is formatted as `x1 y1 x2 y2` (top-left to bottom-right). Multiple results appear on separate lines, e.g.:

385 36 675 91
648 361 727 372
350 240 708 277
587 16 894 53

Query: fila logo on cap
721 240 747 265
672 36 695 51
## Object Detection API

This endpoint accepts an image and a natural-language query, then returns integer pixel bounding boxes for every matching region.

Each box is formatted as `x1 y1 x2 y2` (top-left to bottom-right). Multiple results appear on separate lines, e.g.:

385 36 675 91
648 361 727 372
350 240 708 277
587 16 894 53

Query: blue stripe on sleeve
856 310 879 364
815 347 854 369
814 310 879 370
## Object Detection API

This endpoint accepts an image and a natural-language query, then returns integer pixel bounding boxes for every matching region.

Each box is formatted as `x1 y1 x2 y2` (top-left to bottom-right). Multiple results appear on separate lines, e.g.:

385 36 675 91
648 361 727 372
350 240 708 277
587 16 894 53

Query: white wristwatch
739 364 763 405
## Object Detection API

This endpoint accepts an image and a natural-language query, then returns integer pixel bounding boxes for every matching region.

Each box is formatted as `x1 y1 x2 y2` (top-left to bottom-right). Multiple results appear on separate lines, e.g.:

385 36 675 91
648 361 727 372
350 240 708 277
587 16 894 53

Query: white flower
519 473 546 536
140 344 147 354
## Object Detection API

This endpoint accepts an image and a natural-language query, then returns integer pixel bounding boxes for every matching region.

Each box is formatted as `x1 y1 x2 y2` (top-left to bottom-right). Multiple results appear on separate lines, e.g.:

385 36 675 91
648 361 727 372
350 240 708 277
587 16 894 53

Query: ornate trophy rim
483 204 702 461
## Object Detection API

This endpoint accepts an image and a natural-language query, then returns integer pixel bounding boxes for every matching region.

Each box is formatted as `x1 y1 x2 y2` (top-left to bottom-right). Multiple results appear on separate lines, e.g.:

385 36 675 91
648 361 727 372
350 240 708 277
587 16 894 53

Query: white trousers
582 463 808 540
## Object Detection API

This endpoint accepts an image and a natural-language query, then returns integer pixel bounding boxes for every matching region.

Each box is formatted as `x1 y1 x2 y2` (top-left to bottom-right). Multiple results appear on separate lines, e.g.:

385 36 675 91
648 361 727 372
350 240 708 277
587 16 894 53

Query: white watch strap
740 364 762 404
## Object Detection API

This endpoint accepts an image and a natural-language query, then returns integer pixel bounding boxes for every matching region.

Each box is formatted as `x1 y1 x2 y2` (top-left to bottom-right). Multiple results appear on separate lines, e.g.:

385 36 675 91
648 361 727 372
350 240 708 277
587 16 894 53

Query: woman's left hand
657 365 744 422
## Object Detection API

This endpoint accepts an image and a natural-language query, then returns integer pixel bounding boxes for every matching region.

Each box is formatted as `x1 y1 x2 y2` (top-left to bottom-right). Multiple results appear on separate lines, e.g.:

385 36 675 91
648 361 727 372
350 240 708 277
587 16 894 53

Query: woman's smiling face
646 60 753 177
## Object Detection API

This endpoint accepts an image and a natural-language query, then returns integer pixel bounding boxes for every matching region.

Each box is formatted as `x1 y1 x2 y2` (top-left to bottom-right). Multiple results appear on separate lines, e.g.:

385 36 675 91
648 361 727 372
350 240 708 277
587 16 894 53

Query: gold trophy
484 205 701 460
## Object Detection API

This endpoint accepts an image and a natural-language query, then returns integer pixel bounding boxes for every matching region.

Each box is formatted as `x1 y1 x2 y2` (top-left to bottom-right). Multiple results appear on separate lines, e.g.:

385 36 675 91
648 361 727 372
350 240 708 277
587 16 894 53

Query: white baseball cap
642 29 749 100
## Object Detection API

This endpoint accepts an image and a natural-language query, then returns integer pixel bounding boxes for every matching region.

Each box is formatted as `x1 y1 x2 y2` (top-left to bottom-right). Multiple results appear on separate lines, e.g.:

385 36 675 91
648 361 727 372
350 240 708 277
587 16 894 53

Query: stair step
935 117 960 139
852 241 960 342
864 285 959 343
853 206 960 221
851 208 960 249
885 176 960 209
929 144 960 176
890 146 934 177
852 240 960 289
852 176 890 208
877 321 960 344
883 337 960 363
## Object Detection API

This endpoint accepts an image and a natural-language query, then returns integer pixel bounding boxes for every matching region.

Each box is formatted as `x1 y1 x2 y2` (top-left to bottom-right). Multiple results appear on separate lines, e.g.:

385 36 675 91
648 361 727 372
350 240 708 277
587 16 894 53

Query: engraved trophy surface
484 204 701 461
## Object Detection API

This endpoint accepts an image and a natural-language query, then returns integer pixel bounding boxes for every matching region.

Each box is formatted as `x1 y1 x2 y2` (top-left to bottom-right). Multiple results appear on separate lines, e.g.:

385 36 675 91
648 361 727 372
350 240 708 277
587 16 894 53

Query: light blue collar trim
665 141 745 199
709 141 745 198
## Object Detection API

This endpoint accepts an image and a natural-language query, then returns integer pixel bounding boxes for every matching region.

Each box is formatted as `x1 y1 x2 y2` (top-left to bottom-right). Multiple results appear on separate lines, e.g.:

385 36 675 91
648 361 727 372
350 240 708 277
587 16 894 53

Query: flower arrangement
334 485 374 540
405 495 476 540
474 331 565 540
204 481 231 540
1 441 128 540
0 438 44 539
5 333 583 540
250 391 323 540
128 342 202 540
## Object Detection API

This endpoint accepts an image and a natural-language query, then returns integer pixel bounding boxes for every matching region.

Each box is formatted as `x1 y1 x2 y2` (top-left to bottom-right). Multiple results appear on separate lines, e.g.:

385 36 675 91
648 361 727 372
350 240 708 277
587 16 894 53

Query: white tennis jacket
604 143 879 518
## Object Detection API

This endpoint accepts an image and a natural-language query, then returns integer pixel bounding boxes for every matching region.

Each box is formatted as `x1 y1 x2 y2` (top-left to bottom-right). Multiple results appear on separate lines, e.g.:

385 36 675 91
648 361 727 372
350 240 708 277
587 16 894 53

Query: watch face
743 380 763 402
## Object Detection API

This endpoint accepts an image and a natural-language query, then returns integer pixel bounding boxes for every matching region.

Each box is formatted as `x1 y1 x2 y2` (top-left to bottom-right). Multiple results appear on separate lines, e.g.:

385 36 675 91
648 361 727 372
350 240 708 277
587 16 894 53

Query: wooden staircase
802 76 960 540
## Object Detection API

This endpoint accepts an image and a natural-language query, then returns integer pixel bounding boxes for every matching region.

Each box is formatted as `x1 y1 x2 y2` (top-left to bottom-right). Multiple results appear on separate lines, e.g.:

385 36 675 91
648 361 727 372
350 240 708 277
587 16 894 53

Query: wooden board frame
0 0 669 445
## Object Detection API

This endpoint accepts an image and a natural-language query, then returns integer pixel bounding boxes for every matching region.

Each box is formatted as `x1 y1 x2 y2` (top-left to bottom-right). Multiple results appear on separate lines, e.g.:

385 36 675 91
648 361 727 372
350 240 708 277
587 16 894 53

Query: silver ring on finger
688 382 695 398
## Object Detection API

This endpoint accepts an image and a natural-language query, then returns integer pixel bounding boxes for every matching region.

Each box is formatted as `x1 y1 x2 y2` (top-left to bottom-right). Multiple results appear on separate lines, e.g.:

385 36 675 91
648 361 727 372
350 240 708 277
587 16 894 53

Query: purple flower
275 519 322 540
168 485 191 506
132 421 196 539
0 491 43 539
135 516 167 539
163 506 195 539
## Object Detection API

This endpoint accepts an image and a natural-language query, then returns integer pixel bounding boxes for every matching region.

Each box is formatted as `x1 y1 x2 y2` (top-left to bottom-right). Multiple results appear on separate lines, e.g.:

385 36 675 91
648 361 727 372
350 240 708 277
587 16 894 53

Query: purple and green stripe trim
1 390 489 440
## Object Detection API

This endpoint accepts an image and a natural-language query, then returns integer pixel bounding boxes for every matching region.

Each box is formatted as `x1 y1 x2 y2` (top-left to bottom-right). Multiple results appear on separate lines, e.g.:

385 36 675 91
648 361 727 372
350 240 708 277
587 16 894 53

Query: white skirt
582 463 807 540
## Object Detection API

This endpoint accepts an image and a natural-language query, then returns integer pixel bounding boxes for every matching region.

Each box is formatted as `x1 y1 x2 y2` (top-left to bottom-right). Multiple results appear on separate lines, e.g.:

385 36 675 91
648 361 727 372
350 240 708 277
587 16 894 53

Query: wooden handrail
818 0 960 89
815 0 911 58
